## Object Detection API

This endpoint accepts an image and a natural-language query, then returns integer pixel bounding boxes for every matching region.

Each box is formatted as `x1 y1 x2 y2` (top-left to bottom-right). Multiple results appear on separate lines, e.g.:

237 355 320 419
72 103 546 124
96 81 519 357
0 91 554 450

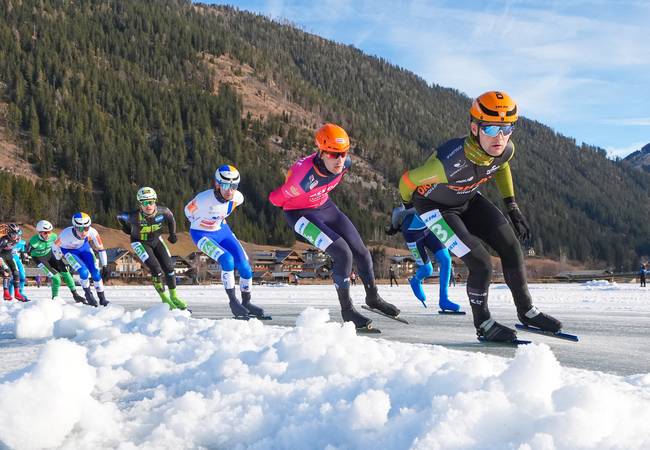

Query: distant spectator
450 262 456 287
350 270 357 286
389 265 399 287
640 263 647 287
35 274 42 288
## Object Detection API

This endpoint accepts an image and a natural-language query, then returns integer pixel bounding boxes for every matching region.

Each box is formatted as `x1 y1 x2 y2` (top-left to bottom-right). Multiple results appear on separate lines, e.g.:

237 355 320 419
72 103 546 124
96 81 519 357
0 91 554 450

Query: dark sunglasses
322 150 348 159
480 124 515 137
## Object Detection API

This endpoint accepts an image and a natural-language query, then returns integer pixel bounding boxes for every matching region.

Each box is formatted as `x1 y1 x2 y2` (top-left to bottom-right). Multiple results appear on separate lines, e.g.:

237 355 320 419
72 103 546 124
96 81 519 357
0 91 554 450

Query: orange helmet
315 123 350 152
470 91 518 123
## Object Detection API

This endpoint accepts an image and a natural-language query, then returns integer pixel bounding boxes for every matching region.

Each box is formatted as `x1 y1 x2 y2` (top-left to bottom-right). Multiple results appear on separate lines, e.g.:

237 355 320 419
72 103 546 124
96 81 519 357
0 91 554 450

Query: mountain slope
623 143 650 172
1 0 649 268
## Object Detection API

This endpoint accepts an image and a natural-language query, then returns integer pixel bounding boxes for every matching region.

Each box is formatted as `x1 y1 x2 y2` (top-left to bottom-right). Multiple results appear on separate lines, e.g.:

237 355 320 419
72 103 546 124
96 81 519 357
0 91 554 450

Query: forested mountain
624 143 650 173
1 0 648 268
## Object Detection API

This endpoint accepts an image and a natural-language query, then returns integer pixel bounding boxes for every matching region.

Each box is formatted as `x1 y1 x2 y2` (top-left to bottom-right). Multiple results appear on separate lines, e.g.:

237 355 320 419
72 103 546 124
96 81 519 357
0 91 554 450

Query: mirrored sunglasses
218 182 239 190
140 200 156 207
480 124 515 137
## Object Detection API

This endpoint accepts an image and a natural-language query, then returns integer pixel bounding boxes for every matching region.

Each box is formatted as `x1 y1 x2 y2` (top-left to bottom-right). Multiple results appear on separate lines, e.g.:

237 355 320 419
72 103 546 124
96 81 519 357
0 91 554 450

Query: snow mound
1 302 649 449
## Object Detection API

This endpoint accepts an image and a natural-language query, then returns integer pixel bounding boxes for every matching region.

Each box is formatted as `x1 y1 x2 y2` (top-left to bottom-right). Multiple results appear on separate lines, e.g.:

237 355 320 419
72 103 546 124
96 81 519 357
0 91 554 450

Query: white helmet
72 212 92 228
137 187 157 202
214 164 240 187
36 220 53 233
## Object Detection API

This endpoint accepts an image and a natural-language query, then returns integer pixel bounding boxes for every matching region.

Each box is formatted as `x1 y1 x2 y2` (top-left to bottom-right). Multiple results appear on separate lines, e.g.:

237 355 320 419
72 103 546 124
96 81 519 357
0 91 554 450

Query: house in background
106 248 144 278
250 250 305 282
187 251 220 282
171 256 192 275
389 255 417 278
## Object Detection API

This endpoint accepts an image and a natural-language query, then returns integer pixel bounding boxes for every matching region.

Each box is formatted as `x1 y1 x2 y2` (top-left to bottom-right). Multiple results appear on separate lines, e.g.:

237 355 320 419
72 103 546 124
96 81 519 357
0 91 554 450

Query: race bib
198 236 225 260
130 242 149 262
294 217 333 251
419 210 471 257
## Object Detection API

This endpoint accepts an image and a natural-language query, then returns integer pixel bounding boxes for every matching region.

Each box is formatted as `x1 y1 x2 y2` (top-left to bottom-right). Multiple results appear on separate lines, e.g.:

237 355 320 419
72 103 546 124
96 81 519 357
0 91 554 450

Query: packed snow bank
582 279 619 289
1 299 649 449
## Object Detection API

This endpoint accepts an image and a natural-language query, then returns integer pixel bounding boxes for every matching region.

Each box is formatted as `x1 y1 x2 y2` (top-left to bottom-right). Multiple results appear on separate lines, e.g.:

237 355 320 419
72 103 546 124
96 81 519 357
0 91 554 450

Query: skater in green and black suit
399 91 562 342
117 187 187 310
26 220 86 303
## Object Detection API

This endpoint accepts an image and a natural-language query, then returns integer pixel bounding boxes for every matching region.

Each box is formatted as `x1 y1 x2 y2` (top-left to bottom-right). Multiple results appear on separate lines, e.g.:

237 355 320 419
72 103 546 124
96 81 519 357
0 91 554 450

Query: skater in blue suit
388 205 461 312
8 229 28 300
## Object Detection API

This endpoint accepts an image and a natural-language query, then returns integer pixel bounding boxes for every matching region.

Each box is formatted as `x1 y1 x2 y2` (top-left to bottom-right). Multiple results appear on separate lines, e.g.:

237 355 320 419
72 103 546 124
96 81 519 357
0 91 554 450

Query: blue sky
203 0 650 158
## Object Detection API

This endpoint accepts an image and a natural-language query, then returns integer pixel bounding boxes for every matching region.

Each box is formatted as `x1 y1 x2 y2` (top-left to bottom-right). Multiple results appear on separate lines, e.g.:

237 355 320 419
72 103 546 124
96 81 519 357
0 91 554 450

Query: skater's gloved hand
167 233 178 244
391 205 406 229
504 197 531 241
385 223 399 235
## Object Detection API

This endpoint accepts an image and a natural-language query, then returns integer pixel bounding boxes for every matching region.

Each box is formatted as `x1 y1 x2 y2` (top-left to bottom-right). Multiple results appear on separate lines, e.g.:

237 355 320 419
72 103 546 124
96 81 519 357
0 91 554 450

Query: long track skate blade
477 336 531 346
232 315 251 321
361 305 409 324
356 324 381 334
438 310 466 315
252 315 272 321
515 324 579 342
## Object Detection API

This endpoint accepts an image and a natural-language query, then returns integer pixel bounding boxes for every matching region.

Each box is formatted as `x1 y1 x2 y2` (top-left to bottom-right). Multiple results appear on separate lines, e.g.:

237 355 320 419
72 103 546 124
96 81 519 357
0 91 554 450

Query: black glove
168 233 178 244
120 224 131 235
504 197 531 241
385 223 399 235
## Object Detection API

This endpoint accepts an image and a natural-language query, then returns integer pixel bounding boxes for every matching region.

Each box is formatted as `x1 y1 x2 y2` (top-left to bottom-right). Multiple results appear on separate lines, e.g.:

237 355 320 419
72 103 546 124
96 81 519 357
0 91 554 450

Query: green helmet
136 187 157 203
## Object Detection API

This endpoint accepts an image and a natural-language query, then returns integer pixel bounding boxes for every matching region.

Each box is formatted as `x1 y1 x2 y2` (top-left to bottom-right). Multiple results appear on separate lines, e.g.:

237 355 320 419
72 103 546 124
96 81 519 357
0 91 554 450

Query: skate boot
97 291 109 307
518 306 562 333
408 277 427 304
83 287 98 307
477 318 517 342
169 288 188 311
14 282 29 301
154 279 176 309
226 288 249 319
336 286 373 330
365 285 400 317
241 291 268 319
439 297 461 312
3 288 12 301
71 291 87 304
341 306 373 329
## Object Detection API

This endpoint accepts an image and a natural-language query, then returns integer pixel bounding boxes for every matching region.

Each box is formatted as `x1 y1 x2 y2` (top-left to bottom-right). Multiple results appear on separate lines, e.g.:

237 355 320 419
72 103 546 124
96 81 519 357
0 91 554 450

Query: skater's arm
399 156 448 203
269 168 305 207
164 207 178 243
184 196 200 222
52 241 63 260
164 207 177 235
494 162 515 199
116 212 132 235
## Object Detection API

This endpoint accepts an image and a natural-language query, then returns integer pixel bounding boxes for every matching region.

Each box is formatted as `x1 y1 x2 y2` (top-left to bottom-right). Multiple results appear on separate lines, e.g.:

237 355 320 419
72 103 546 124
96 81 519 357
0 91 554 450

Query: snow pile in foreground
582 280 619 288
1 299 650 450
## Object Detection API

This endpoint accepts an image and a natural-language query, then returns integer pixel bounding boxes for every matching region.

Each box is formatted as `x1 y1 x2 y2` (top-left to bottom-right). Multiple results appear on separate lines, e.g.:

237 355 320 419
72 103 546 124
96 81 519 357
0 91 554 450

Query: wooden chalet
106 248 144 278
